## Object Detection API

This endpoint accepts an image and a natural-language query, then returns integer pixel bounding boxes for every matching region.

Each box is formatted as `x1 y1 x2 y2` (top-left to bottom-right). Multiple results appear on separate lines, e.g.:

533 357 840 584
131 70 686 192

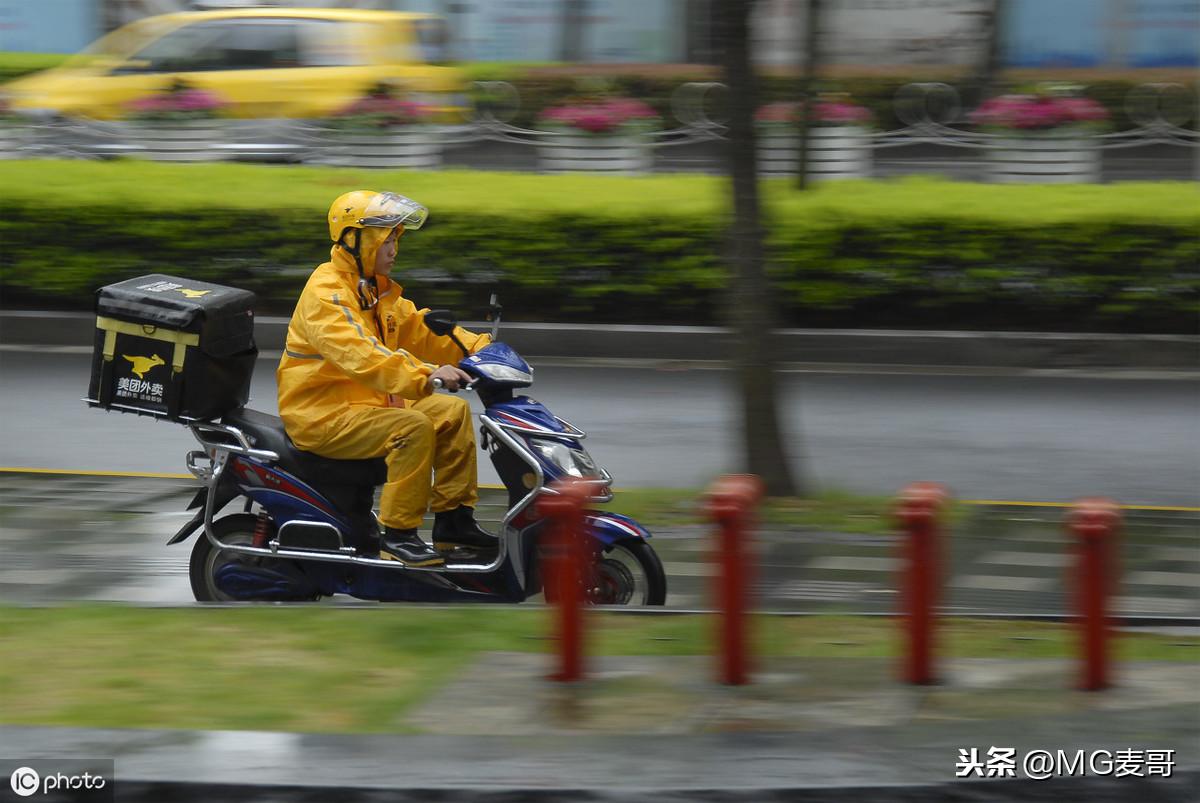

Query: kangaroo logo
178 288 211 299
124 354 165 378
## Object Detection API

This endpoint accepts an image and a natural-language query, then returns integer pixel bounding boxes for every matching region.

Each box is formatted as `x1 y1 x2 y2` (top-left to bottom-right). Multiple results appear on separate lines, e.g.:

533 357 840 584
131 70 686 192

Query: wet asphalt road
1 349 1197 505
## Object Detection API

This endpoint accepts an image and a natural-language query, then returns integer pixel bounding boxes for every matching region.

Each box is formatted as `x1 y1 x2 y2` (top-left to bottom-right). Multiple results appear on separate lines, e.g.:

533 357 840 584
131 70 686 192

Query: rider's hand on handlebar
429 365 473 392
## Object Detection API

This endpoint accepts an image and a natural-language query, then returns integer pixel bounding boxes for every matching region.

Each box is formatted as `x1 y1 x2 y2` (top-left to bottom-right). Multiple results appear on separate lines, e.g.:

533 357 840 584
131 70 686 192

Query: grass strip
611 487 968 534
0 606 1193 734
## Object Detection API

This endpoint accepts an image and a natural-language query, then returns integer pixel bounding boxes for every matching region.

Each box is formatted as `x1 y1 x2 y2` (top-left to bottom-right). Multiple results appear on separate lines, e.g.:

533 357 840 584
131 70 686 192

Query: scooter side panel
229 456 349 530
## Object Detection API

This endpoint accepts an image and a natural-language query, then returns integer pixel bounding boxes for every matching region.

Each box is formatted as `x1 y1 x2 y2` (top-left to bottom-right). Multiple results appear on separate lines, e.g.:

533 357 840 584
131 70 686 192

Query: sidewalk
2 654 1196 801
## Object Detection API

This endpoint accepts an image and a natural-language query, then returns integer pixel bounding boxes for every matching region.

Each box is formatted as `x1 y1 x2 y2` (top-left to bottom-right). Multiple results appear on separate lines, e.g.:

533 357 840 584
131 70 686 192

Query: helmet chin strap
339 229 379 310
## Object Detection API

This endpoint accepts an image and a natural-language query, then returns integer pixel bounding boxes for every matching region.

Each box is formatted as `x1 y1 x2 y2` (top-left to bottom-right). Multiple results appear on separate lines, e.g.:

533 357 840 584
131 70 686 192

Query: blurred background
6 0 1200 68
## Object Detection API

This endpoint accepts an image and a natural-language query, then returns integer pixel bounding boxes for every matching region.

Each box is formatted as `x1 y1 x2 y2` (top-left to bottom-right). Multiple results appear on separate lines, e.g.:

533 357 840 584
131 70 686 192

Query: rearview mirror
424 309 457 337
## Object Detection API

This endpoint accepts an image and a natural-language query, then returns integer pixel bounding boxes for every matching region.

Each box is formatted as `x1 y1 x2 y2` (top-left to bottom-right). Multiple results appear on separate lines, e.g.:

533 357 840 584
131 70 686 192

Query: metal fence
2 82 1196 182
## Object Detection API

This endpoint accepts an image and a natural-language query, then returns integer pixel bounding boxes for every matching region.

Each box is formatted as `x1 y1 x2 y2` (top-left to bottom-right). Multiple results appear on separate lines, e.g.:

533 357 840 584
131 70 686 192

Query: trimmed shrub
0 52 70 84
0 162 1195 333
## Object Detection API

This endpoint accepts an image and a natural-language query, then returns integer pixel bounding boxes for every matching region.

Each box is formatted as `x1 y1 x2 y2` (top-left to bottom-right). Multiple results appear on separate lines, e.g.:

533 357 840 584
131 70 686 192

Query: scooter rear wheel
189 513 320 602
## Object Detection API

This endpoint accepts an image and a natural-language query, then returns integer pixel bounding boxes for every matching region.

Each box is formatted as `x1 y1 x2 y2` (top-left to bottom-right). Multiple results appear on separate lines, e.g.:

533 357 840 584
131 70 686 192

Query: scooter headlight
528 438 599 479
475 363 532 384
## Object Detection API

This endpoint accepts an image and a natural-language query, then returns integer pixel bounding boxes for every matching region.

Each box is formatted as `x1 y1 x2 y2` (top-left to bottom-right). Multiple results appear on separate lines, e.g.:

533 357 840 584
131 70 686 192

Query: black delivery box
87 274 257 421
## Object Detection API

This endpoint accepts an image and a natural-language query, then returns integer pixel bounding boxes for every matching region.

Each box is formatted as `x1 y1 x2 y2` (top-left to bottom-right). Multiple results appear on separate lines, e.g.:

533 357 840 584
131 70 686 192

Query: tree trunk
559 0 588 63
796 0 823 190
973 0 1007 104
718 0 801 498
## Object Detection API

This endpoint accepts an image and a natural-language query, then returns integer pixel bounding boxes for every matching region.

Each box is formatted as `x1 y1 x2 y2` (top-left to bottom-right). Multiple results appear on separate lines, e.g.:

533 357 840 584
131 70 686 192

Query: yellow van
1 8 466 120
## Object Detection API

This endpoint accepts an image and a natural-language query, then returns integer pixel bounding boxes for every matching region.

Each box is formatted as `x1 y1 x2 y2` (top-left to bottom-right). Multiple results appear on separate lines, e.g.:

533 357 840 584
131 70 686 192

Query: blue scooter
172 299 667 605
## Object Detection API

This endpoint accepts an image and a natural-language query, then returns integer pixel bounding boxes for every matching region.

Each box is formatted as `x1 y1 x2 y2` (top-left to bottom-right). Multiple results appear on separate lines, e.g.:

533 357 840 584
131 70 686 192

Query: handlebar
431 377 476 393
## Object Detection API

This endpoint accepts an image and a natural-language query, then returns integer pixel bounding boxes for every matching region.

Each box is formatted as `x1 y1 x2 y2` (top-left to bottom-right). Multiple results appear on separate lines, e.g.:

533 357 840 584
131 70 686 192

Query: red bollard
539 478 593 682
894 482 949 685
704 474 764 685
1068 498 1121 691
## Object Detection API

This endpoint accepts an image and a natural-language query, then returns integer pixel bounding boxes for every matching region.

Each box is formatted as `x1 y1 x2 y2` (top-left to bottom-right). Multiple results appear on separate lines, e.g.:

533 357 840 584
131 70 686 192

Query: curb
1 310 1197 370
4 721 1195 803
109 774 1199 803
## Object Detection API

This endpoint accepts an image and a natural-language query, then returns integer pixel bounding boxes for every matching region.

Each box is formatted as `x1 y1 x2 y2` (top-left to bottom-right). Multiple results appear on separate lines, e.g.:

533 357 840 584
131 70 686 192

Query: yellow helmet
327 190 429 244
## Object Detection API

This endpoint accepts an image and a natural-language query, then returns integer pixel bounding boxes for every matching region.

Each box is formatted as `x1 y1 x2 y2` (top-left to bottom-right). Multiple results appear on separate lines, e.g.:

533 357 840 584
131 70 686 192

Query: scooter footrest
275 526 345 552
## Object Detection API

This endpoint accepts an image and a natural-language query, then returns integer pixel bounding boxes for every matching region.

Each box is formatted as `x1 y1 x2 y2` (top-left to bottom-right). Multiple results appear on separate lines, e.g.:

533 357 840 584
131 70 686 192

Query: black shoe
380 527 444 567
432 506 498 551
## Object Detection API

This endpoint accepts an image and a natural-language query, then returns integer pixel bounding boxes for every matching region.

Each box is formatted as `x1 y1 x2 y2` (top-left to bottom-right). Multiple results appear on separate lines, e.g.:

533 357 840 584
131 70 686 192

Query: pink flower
539 97 661 135
814 101 872 125
126 84 226 120
1058 97 1108 123
755 99 871 127
756 102 799 124
575 112 616 133
335 93 431 127
970 94 1109 131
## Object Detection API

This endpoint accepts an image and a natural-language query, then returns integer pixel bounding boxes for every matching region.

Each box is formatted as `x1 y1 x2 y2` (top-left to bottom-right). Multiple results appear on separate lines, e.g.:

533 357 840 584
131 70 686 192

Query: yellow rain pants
306 394 479 529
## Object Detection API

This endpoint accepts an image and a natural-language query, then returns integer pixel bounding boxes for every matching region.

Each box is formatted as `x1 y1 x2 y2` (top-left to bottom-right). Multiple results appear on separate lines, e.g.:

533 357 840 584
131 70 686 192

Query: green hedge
0 162 1196 333
0 52 70 84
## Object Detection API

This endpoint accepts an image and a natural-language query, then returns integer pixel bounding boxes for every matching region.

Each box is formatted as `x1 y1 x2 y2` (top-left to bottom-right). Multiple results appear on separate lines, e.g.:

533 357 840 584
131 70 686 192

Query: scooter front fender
583 511 652 549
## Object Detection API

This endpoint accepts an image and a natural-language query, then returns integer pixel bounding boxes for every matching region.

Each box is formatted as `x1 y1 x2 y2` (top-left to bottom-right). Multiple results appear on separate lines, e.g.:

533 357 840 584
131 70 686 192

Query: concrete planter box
0 124 26 159
318 126 442 169
132 120 223 163
537 132 653 174
985 134 1100 184
759 126 872 179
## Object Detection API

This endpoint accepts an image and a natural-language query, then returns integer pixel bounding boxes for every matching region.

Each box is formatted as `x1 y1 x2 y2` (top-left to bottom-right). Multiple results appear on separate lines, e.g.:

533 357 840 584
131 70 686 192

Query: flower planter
758 126 872 179
132 120 223 163
537 132 652 174
0 123 27 160
984 135 1100 184
318 127 441 169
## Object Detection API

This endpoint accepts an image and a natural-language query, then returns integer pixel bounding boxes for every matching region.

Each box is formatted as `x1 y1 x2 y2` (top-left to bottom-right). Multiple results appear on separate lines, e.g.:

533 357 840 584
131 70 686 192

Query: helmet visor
360 192 428 231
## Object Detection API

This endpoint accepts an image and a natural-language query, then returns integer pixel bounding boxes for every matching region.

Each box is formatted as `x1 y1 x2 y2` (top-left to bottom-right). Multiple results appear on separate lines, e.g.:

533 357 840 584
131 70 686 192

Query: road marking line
953 575 1053 592
1114 596 1199 615
1153 547 1200 563
1126 571 1200 588
667 563 717 577
977 552 1071 568
806 556 899 572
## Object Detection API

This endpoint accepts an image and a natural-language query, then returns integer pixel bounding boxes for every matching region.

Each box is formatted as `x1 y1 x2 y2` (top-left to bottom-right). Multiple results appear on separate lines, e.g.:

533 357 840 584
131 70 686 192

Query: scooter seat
222 408 386 487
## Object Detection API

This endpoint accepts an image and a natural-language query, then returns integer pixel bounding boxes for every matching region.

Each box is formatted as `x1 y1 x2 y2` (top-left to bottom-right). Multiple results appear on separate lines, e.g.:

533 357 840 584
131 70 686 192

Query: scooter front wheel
591 539 667 606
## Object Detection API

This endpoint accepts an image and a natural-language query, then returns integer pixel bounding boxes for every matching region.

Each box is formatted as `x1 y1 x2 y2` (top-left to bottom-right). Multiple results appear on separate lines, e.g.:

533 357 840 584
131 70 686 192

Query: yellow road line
0 469 1196 512
0 467 193 480
0 467 502 485
963 499 1200 512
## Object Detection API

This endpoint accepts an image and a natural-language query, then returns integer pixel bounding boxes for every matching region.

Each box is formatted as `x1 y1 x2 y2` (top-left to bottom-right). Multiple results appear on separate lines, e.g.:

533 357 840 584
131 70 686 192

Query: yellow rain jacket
277 237 490 451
